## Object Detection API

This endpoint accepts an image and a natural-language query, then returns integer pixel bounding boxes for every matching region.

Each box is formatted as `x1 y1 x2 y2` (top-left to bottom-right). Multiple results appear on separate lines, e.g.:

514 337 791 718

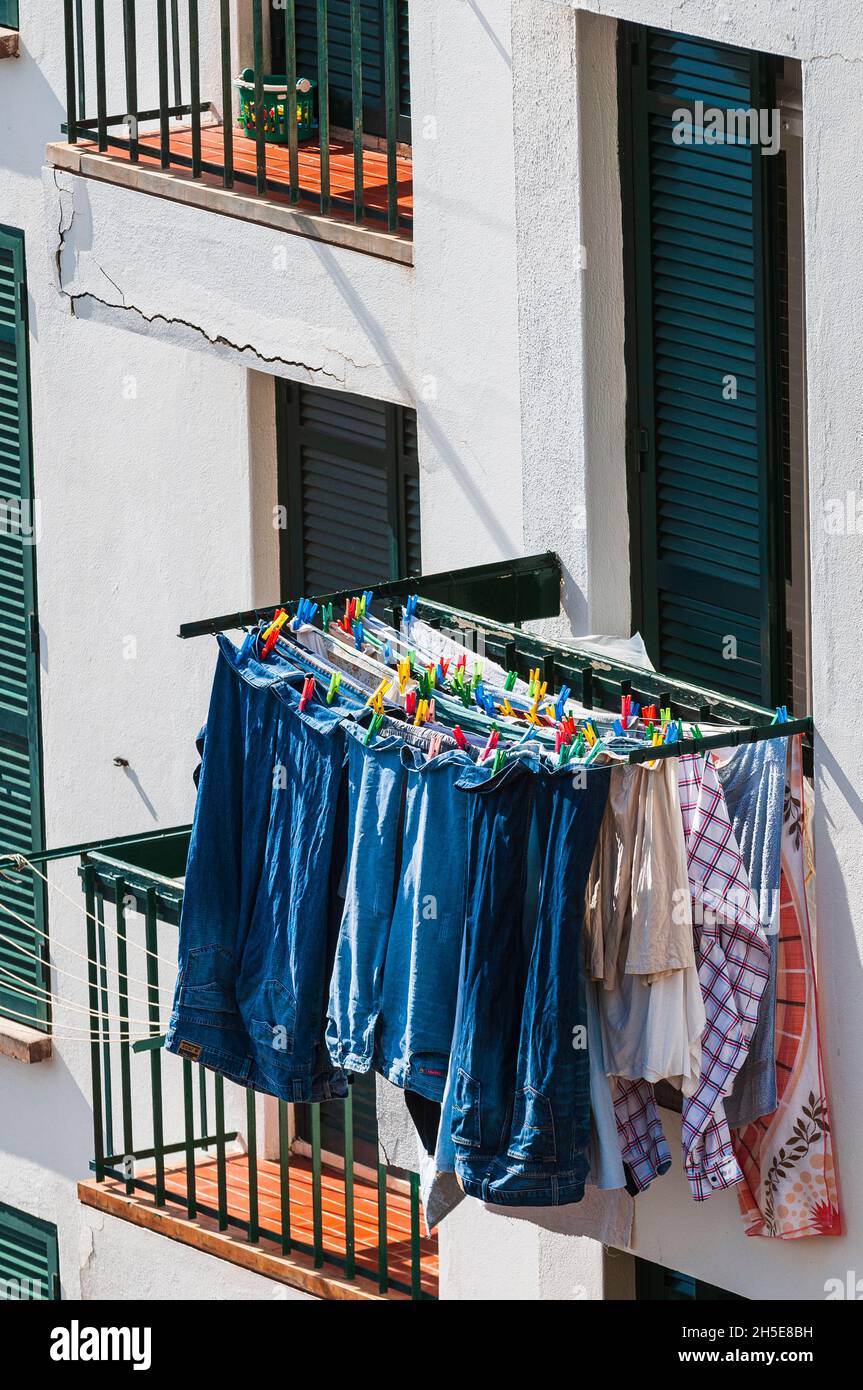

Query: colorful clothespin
471 660 484 691
298 675 316 712
642 704 658 723
322 603 334 631
553 687 571 722
660 706 672 724
326 671 342 706
384 641 393 666
772 705 788 724
405 689 417 718
291 597 318 632
352 621 364 651
499 698 517 720
491 747 506 776
414 698 429 727
480 726 500 764
453 726 469 752
504 670 518 693
261 609 288 659
405 594 419 623
367 677 392 713
438 658 450 683
397 656 412 695
364 711 384 746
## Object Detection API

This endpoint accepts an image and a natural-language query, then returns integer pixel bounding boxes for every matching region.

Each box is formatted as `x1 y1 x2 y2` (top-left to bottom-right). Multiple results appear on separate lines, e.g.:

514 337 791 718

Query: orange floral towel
731 737 841 1237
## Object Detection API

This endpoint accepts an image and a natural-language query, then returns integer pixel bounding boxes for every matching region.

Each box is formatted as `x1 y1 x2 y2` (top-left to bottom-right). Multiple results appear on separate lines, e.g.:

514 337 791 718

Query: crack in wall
50 179 382 385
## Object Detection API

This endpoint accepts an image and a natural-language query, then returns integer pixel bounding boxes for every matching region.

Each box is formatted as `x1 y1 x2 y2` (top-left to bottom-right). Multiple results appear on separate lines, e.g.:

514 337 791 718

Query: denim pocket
179 945 238 1019
452 1068 482 1150
506 1086 557 1163
250 979 297 1062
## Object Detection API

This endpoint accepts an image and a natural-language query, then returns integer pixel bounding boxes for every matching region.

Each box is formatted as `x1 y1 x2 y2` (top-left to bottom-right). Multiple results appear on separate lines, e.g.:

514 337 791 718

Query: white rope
2 854 179 970
0 904 175 1005
0 995 159 1043
0 900 175 1000
0 965 167 1030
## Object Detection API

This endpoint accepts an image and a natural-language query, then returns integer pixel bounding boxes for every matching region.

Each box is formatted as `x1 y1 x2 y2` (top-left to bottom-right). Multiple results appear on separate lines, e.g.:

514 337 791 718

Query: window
276 379 421 598
0 1202 59 1300
635 1257 744 1301
0 226 47 1030
620 26 805 709
271 1 412 144
0 2 19 30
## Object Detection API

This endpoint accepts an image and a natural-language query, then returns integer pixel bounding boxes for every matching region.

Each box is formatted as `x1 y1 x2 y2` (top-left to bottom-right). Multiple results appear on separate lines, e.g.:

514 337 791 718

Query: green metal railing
62 0 410 233
75 839 432 1300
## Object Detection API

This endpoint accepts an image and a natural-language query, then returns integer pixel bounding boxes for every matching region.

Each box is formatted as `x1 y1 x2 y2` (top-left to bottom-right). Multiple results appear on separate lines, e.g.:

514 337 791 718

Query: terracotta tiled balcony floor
77 121 413 233
80 1151 438 1301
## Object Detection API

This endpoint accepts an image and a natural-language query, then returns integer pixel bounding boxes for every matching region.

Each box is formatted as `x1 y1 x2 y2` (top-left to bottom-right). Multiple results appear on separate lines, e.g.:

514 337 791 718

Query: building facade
0 0 859 1301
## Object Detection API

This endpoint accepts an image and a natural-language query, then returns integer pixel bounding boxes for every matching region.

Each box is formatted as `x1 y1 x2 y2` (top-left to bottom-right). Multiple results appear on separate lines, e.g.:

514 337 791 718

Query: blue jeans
326 724 407 1073
450 757 610 1205
167 634 360 1101
376 746 475 1101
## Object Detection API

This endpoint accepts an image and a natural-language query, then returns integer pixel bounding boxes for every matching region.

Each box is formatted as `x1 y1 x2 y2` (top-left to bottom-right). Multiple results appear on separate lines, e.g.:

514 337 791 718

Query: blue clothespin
362 590 374 618
772 706 788 724
352 621 364 651
405 594 419 623
553 686 571 722
613 719 625 737
384 640 393 666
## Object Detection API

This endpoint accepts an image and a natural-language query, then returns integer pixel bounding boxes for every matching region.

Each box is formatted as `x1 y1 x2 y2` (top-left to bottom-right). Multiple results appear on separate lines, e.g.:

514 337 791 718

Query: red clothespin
299 675 315 712
479 727 500 764
453 726 469 751
405 689 417 718
439 657 450 680
261 609 288 659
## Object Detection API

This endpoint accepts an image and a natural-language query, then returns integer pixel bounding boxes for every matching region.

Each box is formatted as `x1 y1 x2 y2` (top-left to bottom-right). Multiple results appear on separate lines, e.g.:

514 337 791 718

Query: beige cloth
585 761 695 986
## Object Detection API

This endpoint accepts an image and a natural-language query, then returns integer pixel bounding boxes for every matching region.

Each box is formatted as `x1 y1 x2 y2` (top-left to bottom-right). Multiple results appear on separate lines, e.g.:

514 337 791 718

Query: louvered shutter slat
0 1204 59 1300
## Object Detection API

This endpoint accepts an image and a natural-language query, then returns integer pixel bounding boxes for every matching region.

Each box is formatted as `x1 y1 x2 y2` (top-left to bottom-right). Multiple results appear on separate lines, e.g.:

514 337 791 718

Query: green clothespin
471 660 483 690
660 707 672 724
326 671 342 705
491 747 506 776
322 603 333 630
504 670 517 693
676 719 684 742
364 711 384 746
459 683 472 709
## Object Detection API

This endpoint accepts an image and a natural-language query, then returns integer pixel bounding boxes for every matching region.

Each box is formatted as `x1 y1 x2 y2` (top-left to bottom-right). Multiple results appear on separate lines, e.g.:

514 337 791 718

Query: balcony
67 836 437 1301
55 1 413 263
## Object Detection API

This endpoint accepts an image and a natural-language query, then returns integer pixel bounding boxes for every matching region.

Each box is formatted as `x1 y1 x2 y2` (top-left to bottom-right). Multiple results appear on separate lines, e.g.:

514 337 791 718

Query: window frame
0 1201 60 1300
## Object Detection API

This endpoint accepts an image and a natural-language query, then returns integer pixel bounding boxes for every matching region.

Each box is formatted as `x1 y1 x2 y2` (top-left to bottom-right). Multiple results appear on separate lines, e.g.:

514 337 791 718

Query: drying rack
177 551 813 766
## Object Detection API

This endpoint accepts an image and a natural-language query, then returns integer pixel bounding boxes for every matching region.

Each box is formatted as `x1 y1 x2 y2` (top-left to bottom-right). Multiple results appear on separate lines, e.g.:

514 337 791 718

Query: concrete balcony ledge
0 26 20 59
0 1017 52 1064
46 137 414 267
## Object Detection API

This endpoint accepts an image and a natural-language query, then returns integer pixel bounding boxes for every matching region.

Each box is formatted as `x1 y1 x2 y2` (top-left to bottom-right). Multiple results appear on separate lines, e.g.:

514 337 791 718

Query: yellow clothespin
367 677 391 712
397 657 412 694
414 698 429 727
499 698 517 720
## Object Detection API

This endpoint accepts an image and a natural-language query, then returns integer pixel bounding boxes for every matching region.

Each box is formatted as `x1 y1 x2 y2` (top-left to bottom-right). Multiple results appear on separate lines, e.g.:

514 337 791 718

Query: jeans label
178 1040 202 1061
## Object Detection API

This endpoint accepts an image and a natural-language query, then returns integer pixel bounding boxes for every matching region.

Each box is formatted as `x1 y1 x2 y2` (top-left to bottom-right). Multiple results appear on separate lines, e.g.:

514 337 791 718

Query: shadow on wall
309 237 523 561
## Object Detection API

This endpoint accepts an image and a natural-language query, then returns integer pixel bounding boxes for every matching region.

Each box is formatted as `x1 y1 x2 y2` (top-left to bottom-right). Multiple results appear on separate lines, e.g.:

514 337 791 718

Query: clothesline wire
2 855 179 972
0 965 167 1030
0 993 160 1043
0 900 175 1004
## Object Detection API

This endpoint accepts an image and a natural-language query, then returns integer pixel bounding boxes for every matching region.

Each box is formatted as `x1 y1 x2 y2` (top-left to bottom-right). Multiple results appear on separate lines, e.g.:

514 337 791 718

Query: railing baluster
63 0 78 145
253 0 267 196
278 1099 292 1254
219 0 234 187
170 0 183 108
144 889 165 1206
311 1104 324 1268
156 0 171 168
343 1086 356 1280
123 0 139 163
246 1089 259 1244
285 0 299 204
95 895 114 1163
215 1074 228 1230
114 878 134 1196
377 1163 389 1294
75 0 86 125
409 1170 422 1300
94 0 107 153
188 0 201 178
199 1064 209 1149
350 0 364 224
182 1060 197 1219
84 864 104 1181
383 0 398 231
317 0 330 215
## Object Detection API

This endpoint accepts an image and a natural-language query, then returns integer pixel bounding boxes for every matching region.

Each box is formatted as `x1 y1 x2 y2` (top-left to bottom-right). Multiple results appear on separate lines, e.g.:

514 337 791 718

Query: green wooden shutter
0 2 20 30
286 1 411 142
0 227 47 1030
0 1202 59 1300
622 27 783 704
277 380 421 596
